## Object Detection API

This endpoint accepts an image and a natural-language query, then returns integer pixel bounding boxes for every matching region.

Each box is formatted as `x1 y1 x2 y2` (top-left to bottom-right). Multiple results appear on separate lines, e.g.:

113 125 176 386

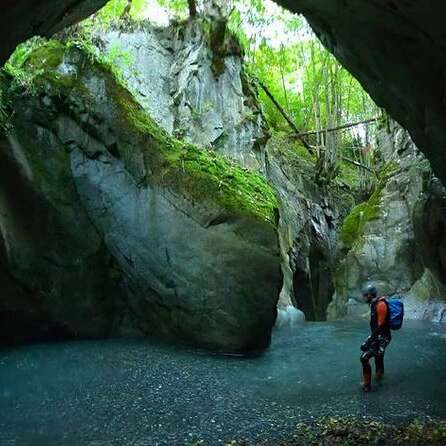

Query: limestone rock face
94 20 266 171
329 123 446 320
91 21 349 323
0 42 281 352
265 135 354 321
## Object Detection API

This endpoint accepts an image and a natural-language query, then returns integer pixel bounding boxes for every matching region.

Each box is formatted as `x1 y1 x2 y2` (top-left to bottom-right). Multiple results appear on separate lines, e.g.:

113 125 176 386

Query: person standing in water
360 284 391 392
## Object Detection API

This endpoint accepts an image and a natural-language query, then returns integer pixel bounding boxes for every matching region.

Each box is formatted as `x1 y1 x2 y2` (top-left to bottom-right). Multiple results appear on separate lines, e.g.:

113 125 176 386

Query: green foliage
93 0 147 25
0 74 11 132
3 39 76 99
3 37 57 93
157 0 189 19
337 161 361 190
267 131 316 173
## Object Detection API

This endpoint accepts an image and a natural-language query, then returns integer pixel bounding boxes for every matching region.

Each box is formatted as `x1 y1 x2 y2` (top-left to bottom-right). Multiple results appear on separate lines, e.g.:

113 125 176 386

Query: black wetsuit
360 297 391 387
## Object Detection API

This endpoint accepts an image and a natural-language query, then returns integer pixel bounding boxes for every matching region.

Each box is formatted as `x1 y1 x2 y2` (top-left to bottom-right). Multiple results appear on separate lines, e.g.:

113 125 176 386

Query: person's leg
375 336 390 380
360 351 373 391
375 354 384 380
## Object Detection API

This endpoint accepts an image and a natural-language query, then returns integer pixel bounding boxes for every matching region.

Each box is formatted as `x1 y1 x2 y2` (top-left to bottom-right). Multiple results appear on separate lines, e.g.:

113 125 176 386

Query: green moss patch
337 160 361 190
111 81 278 224
267 132 316 171
340 160 399 248
3 39 75 95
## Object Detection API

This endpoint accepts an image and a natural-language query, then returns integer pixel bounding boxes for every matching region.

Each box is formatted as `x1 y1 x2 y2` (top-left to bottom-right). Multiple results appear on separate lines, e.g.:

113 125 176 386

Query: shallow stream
1 320 446 445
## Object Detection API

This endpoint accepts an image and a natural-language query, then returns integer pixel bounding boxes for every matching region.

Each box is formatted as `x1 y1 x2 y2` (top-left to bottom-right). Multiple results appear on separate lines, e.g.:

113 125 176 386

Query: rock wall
265 135 355 321
89 21 361 322
92 19 267 171
329 123 446 321
0 41 282 352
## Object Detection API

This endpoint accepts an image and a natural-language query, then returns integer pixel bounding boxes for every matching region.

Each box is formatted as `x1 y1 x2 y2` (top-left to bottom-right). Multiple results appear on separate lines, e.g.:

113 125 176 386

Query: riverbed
1 320 445 445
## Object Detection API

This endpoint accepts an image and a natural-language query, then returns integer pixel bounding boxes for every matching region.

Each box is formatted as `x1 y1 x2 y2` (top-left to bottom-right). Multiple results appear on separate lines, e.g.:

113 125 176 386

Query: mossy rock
2 36 282 353
340 160 399 248
4 38 279 226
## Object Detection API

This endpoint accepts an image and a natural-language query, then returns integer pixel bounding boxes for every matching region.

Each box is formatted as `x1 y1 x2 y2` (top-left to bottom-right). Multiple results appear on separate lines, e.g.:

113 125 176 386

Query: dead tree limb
340 156 374 173
120 0 132 19
295 118 379 138
258 81 313 153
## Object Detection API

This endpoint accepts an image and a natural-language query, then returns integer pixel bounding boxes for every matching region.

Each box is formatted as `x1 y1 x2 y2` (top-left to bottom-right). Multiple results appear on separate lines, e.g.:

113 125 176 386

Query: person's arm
371 300 388 338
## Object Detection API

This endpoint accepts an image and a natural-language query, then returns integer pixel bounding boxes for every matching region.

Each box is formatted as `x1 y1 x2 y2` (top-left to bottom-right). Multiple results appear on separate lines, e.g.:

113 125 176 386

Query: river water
1 320 446 445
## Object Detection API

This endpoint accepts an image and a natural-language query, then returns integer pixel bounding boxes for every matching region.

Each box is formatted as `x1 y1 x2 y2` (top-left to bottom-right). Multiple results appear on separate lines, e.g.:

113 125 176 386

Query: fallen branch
340 156 374 173
258 81 313 153
295 118 379 138
310 145 374 173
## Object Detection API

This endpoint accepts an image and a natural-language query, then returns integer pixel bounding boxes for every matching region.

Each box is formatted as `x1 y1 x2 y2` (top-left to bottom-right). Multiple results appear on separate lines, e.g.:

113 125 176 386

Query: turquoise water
1 320 446 445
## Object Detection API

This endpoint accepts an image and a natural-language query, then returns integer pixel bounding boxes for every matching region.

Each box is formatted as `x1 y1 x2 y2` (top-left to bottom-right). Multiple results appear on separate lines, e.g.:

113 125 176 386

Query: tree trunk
188 0 197 18
120 0 132 19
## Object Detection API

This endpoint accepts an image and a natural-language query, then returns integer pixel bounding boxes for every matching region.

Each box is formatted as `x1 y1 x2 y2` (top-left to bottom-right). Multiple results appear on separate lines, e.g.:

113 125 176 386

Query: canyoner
1 0 446 444
360 284 405 392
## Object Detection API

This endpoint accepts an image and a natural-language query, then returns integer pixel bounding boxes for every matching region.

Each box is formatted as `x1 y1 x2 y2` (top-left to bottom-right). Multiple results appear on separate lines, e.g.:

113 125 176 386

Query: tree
84 0 379 185
120 0 133 19
187 0 197 17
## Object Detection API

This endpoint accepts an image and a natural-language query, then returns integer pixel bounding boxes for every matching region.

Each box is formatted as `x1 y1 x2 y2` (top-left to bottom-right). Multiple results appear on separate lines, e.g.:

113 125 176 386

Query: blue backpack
386 297 404 330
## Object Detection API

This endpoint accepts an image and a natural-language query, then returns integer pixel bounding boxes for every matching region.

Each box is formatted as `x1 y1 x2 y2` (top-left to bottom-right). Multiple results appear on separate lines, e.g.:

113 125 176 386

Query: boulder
0 41 282 352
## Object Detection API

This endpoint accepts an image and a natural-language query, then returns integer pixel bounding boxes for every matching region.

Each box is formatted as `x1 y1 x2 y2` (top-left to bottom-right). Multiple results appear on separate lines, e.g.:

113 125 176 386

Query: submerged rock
0 41 281 352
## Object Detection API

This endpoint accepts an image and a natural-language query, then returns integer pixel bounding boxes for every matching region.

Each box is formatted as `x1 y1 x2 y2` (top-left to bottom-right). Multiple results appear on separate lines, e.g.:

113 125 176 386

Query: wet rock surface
1 320 445 445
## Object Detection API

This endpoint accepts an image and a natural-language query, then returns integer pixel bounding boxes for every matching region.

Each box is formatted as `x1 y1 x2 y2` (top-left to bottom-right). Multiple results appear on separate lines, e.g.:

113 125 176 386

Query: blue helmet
362 284 377 298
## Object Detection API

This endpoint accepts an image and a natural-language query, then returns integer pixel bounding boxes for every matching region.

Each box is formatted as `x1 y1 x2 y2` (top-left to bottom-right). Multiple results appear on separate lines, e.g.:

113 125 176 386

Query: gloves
360 336 372 352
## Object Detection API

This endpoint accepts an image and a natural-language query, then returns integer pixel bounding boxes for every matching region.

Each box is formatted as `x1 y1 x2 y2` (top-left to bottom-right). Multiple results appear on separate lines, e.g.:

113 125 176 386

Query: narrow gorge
1 1 445 445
